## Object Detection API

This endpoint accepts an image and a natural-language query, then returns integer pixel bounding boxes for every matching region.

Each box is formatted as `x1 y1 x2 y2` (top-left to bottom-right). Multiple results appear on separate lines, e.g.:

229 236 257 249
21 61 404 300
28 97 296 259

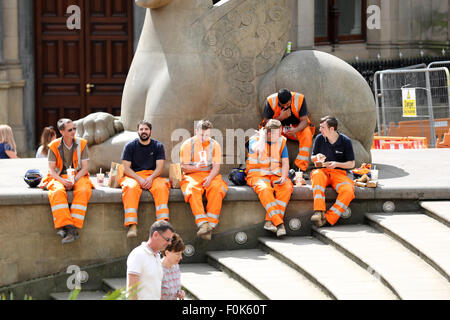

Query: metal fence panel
374 67 450 148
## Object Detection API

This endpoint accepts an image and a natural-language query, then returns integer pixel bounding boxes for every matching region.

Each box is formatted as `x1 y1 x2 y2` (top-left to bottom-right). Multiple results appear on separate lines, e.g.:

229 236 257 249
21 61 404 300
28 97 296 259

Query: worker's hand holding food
324 161 338 169
313 153 327 167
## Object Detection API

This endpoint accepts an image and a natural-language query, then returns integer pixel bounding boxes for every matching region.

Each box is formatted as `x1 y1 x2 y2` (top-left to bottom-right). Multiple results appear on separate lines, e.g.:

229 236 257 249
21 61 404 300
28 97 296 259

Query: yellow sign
402 88 417 117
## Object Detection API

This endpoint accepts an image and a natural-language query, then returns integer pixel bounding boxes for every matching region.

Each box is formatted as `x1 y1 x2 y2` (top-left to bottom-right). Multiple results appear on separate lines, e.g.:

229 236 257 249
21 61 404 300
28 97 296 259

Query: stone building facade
0 0 449 156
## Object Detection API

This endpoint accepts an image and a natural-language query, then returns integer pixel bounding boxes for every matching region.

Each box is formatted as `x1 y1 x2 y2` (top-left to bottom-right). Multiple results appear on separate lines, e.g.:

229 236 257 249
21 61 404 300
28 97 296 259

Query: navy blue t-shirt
312 133 355 164
121 138 166 172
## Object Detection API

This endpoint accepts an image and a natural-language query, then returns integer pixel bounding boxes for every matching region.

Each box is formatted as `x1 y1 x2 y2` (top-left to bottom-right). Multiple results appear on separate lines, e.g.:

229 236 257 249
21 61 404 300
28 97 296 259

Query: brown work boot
276 224 287 237
200 230 212 240
263 221 277 233
197 222 212 237
311 211 324 222
311 211 326 227
127 224 138 238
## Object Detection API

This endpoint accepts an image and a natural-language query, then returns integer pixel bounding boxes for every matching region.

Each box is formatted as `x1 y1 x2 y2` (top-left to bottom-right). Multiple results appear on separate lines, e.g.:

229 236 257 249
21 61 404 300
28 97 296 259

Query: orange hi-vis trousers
180 171 228 228
310 168 355 225
47 175 93 229
283 126 314 171
120 170 171 227
247 175 293 227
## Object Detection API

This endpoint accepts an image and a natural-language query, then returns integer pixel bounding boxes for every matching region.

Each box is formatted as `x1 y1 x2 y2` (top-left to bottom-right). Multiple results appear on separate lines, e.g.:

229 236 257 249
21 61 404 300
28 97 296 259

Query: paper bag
169 163 182 189
108 162 124 188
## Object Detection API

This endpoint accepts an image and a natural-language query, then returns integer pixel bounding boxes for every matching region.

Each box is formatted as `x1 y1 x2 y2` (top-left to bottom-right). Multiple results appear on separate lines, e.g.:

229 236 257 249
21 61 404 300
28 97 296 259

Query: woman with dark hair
161 233 186 300
36 126 57 158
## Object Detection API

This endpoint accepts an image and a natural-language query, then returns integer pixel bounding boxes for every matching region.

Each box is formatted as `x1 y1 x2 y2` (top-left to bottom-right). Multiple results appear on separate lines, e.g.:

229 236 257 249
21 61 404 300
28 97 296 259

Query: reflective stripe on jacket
267 91 312 126
245 135 287 178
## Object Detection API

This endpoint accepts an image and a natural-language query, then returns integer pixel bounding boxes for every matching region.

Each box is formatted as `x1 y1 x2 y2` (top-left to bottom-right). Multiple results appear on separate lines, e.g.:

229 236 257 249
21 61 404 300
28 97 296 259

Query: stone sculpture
75 0 376 174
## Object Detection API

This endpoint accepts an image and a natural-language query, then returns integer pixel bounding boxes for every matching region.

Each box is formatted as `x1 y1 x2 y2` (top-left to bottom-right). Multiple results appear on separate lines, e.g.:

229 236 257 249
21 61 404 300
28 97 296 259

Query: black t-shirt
312 133 355 164
121 138 166 172
262 98 308 126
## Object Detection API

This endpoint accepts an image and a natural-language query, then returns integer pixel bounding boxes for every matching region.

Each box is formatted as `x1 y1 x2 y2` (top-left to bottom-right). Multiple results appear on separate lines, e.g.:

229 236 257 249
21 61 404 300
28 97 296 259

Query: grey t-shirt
48 141 89 174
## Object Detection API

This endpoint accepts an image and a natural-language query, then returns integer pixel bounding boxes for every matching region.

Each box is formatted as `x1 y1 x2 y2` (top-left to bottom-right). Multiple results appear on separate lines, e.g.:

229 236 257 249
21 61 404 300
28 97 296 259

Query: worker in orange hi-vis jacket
40 118 93 245
261 88 315 174
310 116 356 227
120 120 171 239
246 119 293 238
180 120 228 241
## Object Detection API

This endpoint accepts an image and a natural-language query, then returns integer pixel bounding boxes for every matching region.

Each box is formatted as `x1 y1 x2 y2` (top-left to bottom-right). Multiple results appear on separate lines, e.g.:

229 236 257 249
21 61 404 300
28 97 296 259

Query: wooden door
35 0 133 141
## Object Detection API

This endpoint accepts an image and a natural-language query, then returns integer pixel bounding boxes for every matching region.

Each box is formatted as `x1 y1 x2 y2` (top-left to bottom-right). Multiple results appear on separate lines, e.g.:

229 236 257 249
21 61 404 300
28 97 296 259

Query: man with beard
120 120 171 238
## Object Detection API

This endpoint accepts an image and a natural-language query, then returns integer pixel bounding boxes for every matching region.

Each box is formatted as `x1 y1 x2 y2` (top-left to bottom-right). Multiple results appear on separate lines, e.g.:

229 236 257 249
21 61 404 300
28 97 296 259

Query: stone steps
259 236 398 300
420 201 450 227
366 212 450 281
50 209 450 301
180 264 259 300
313 224 450 300
206 249 331 300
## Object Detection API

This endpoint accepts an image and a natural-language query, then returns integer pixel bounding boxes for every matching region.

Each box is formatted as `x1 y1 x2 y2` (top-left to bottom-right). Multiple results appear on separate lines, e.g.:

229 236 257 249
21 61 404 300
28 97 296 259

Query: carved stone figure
76 0 376 174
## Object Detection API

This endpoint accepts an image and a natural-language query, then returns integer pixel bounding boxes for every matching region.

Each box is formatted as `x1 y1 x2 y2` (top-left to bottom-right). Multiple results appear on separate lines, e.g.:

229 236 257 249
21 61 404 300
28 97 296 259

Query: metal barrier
373 67 450 148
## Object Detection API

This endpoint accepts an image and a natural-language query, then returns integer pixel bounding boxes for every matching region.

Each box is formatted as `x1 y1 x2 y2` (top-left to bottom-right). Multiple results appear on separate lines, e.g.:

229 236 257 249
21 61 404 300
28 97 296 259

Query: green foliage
67 283 141 300
0 292 33 300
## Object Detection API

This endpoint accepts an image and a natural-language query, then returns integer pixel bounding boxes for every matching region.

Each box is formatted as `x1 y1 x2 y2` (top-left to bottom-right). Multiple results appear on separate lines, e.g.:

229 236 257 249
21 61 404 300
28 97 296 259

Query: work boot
56 228 67 239
197 222 212 237
311 211 324 222
127 224 138 238
276 224 287 237
263 221 277 233
61 225 79 244
200 231 212 240
311 211 326 227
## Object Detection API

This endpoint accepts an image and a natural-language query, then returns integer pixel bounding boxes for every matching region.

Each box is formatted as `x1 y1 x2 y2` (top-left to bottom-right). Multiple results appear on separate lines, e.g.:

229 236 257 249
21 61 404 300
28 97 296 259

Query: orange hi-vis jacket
180 136 227 228
182 136 221 173
41 137 92 229
42 137 89 186
246 134 287 179
267 91 312 127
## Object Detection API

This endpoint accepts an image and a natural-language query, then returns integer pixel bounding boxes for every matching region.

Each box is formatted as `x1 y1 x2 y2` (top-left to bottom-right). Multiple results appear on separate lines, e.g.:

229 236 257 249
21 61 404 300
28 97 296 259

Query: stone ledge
3 182 450 206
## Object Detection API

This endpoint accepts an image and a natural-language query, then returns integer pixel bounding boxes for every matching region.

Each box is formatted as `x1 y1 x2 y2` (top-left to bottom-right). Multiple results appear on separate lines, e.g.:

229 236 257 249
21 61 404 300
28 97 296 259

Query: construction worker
120 120 171 238
41 118 93 244
310 116 356 227
180 120 228 240
246 119 293 237
261 88 315 175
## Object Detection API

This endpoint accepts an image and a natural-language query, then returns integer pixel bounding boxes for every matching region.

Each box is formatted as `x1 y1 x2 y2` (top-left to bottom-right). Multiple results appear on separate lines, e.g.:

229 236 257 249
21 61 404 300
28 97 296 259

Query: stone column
296 0 314 49
1 0 26 155
366 0 398 59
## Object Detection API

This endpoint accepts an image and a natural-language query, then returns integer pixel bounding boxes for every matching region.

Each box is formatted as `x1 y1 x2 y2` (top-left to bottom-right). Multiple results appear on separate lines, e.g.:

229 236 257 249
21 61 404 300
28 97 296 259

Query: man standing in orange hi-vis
261 88 315 175
246 119 293 238
310 116 356 227
41 118 93 244
120 120 171 238
180 120 228 241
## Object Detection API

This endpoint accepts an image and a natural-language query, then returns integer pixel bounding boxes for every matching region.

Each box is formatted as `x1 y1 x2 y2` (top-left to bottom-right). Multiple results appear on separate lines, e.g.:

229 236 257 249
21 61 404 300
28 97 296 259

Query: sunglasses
158 232 172 242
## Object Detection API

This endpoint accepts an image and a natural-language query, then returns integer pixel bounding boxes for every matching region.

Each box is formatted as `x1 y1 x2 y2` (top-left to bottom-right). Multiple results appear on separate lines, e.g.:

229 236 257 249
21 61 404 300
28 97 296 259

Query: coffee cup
97 173 105 186
67 168 75 183
294 172 303 186
370 169 379 181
